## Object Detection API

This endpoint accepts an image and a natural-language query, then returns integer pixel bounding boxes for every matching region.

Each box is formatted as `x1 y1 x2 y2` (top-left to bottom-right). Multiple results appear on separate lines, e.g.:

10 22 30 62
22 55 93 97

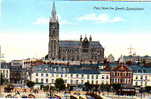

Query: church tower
48 2 59 60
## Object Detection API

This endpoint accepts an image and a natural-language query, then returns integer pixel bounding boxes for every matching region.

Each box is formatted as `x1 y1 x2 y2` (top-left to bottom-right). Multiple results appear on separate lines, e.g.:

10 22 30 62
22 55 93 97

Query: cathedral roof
59 40 103 48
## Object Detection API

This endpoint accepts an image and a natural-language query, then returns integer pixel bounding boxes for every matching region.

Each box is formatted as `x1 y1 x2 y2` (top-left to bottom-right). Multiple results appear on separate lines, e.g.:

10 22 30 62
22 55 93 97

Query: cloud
78 13 124 23
33 17 72 25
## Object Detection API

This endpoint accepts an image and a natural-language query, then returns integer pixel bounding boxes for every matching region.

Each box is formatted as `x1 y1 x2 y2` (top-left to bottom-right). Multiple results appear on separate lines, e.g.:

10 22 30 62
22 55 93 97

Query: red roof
112 64 131 71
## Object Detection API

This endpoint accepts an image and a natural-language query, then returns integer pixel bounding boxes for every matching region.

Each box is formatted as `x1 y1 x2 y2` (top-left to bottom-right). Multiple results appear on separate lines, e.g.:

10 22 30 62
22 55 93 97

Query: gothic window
82 38 89 53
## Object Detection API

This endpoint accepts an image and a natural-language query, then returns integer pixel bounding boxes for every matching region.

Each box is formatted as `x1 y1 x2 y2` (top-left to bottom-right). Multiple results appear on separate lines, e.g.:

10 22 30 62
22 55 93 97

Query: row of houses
31 62 151 88
1 57 151 88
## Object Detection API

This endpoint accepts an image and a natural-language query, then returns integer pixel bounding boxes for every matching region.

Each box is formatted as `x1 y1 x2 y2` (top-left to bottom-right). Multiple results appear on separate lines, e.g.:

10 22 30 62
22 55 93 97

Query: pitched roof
112 64 131 72
59 40 103 48
32 64 100 74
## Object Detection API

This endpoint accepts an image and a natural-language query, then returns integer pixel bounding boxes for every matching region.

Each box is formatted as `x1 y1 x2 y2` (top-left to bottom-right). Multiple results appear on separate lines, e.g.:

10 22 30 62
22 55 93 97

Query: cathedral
48 2 104 62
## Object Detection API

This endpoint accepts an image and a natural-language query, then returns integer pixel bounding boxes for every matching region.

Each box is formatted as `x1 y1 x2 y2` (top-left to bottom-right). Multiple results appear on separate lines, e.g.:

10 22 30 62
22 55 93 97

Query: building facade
131 66 151 87
110 64 133 86
31 64 110 86
48 2 104 62
0 62 10 83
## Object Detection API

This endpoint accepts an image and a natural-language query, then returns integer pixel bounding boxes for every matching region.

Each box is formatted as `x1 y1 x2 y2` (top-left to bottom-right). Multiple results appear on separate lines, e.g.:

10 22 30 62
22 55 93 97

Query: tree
84 82 92 91
100 84 111 92
112 84 121 92
43 85 49 92
26 80 35 88
55 78 65 91
145 86 151 93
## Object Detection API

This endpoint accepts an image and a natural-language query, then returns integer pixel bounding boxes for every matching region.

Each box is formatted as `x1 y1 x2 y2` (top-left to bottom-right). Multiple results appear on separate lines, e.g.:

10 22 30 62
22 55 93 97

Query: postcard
0 0 151 98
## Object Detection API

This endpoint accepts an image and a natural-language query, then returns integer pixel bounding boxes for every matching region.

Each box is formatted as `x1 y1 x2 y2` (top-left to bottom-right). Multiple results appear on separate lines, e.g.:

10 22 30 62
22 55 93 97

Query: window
102 75 104 79
41 73 43 76
36 78 38 83
135 82 138 86
92 75 94 79
87 75 89 79
96 75 98 79
82 74 84 78
141 75 143 79
145 76 147 80
46 79 48 83
115 72 117 76
92 81 94 84
41 79 43 83
52 79 54 83
81 80 84 84
65 80 67 83
106 75 109 79
145 82 147 86
56 74 59 77
141 81 143 86
136 76 138 79
76 74 78 78
96 81 98 85
71 80 73 84
46 73 48 77
36 73 38 76
76 80 78 84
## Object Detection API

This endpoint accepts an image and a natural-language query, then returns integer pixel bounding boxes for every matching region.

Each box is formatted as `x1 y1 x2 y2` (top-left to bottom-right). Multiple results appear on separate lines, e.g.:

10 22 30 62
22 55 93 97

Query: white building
133 73 151 87
0 68 10 81
31 64 110 86
132 66 151 87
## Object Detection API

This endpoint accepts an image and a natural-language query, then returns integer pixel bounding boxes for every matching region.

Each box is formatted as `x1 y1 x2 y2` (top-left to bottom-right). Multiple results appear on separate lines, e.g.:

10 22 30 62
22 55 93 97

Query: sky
0 0 151 61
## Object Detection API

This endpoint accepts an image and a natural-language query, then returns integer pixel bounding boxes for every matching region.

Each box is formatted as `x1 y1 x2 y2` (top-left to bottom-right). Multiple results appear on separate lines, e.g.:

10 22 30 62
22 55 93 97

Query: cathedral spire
50 1 58 22
52 2 56 18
